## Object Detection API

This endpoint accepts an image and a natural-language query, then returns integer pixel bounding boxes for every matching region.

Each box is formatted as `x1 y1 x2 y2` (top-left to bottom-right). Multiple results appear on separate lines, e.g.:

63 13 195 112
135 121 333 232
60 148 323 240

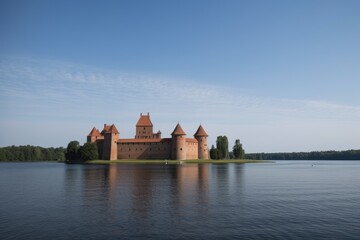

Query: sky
0 0 359 153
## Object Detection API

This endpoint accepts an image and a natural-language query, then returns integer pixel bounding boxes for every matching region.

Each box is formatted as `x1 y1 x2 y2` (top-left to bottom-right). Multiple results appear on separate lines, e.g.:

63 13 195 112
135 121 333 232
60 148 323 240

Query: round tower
194 125 209 159
171 123 186 160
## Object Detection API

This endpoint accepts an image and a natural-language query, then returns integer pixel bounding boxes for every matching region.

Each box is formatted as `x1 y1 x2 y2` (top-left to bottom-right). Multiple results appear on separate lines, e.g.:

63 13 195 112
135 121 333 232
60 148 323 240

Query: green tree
233 139 245 159
210 145 221 160
78 142 98 161
66 141 80 162
216 136 229 159
54 147 66 161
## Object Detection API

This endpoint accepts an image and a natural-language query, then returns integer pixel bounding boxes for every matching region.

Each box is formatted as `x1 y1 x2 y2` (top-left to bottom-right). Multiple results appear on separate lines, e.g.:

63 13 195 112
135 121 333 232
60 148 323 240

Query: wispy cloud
1 56 359 151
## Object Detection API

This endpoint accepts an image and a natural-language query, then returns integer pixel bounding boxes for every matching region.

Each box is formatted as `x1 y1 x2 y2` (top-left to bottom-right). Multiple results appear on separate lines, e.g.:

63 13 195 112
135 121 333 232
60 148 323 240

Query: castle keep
87 113 209 160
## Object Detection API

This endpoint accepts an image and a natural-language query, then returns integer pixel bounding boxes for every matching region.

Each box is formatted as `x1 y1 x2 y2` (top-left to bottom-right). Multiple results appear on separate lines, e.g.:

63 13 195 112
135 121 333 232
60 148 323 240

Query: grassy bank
86 159 270 165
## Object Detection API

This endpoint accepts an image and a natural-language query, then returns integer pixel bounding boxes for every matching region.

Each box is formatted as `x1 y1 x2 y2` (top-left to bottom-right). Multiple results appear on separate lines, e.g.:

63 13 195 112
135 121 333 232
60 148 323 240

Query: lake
0 161 359 239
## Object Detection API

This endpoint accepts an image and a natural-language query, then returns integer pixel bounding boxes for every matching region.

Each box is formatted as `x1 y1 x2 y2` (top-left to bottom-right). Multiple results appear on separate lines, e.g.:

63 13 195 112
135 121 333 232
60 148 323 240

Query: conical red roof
136 113 153 127
101 124 119 134
171 123 186 135
87 127 101 137
194 125 208 137
108 124 119 134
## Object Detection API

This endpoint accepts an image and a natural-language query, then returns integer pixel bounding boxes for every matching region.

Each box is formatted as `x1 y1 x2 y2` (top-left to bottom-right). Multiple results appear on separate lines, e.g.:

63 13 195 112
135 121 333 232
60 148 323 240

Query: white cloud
0 56 359 151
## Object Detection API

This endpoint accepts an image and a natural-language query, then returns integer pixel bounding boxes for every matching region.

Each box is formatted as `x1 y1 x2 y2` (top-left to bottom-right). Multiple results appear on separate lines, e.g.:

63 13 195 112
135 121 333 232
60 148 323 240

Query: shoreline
86 159 271 165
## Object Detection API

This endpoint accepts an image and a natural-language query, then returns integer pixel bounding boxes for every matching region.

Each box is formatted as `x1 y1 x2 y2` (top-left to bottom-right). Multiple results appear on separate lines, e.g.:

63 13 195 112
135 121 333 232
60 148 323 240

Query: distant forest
245 149 360 160
0 145 66 162
1 145 359 161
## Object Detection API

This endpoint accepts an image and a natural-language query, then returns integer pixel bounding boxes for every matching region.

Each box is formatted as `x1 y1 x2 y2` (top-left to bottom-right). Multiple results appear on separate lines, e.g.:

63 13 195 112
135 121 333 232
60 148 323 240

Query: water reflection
209 164 245 200
63 163 245 224
174 164 209 205
3 162 360 239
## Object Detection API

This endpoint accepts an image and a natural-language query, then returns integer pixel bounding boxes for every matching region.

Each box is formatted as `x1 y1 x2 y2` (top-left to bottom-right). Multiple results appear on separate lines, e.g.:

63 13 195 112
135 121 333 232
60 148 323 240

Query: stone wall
118 139 172 159
116 138 199 160
185 139 198 159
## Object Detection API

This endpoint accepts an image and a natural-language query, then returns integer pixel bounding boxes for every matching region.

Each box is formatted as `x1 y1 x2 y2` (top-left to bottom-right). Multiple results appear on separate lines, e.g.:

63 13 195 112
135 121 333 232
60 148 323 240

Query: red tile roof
108 124 119 134
136 113 153 127
101 124 119 134
87 127 101 137
194 125 208 137
171 123 186 135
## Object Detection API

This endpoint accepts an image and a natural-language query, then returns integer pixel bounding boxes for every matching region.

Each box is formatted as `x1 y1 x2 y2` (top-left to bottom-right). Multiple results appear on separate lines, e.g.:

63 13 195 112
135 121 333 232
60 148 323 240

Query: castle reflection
64 163 244 221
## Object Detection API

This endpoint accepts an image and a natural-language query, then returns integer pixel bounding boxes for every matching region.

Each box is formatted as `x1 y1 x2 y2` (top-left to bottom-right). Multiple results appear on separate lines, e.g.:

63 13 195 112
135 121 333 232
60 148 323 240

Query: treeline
210 136 245 159
0 145 66 162
245 149 360 160
65 141 98 163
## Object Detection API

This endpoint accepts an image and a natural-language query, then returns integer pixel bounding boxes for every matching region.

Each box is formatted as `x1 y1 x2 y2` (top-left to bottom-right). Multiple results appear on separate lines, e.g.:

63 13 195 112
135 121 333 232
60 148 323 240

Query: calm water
0 161 359 239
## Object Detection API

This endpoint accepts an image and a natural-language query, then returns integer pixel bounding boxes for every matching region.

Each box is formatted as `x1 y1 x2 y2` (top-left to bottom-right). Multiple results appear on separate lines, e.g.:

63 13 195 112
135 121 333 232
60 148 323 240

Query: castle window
180 148 182 151
144 127 145 130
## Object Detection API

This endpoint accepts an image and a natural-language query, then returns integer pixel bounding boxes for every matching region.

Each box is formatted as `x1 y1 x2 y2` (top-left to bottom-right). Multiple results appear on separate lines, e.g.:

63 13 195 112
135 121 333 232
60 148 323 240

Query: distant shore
86 159 270 164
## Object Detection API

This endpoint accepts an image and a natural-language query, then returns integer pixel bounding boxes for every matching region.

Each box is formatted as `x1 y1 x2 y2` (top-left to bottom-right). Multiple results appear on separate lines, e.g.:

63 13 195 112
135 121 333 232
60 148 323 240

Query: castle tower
135 113 154 139
194 125 209 159
87 127 101 143
102 124 119 160
171 123 186 160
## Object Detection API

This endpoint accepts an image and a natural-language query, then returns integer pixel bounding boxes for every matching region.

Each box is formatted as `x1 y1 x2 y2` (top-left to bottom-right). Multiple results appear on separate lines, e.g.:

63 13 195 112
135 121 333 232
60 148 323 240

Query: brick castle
87 113 209 160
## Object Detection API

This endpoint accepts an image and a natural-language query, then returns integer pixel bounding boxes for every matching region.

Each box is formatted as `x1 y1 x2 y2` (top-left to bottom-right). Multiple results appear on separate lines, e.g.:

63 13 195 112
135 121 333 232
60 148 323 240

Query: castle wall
135 126 154 139
185 139 198 159
96 140 104 159
103 133 118 160
102 135 111 160
117 139 172 159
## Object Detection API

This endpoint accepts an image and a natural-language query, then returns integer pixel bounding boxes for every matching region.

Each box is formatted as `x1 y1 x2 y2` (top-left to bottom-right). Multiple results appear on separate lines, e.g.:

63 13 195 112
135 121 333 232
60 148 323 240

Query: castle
87 113 209 160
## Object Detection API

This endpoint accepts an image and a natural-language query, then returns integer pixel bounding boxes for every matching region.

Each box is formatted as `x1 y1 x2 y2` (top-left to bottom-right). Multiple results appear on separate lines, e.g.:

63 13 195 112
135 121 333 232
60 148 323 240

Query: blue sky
0 0 360 152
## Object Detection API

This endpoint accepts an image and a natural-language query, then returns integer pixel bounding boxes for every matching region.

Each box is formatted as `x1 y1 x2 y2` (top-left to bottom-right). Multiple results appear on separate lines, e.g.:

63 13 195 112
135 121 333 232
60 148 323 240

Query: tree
216 136 229 159
233 139 245 159
210 145 221 160
54 147 66 161
66 141 80 162
0 146 65 162
78 142 98 161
